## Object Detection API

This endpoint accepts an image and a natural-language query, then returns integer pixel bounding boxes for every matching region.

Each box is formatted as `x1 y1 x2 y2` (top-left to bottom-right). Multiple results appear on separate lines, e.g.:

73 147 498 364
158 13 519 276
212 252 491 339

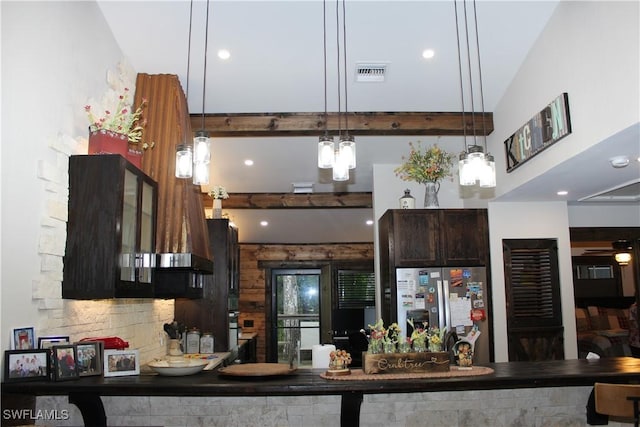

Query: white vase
424 181 440 208
213 198 222 219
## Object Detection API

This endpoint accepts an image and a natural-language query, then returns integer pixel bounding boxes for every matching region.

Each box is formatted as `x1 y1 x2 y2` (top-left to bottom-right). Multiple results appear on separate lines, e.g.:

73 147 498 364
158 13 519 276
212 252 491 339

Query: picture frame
12 327 35 350
103 349 139 377
75 341 103 377
52 344 79 381
4 349 51 382
38 335 70 349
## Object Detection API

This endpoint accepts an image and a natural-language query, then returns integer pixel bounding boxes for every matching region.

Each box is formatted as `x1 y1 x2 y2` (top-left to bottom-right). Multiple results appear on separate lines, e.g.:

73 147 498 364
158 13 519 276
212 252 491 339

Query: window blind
337 270 375 309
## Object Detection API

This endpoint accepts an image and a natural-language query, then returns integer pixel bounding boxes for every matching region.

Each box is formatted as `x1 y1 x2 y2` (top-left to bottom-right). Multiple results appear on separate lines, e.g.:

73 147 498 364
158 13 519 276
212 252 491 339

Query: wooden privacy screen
134 73 210 259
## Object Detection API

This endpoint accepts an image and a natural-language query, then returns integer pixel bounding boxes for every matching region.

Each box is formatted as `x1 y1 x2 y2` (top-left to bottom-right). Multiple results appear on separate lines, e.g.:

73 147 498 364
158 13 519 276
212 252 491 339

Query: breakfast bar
3 357 640 427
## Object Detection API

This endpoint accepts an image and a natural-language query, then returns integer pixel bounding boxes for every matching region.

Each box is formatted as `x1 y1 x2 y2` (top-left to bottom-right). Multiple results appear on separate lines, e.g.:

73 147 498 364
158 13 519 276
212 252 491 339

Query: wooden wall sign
504 93 571 172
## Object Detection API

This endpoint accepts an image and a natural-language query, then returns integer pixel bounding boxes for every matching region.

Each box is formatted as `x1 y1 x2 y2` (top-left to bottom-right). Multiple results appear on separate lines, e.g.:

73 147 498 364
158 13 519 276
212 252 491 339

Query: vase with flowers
394 141 455 208
209 185 229 219
408 318 428 352
84 61 154 168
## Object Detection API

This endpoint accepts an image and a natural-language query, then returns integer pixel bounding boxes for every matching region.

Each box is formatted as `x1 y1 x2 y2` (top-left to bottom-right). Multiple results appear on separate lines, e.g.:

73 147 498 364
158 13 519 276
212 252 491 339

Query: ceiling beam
200 192 373 209
190 111 493 137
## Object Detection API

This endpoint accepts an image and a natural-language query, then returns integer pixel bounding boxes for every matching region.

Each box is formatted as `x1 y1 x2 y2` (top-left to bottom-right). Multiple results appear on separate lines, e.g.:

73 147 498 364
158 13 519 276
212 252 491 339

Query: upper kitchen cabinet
378 209 489 267
63 155 157 299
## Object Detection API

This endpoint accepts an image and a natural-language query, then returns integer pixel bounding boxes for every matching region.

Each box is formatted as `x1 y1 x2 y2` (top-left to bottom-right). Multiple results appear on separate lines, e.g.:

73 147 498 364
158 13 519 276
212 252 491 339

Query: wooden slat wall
134 74 210 259
238 242 374 362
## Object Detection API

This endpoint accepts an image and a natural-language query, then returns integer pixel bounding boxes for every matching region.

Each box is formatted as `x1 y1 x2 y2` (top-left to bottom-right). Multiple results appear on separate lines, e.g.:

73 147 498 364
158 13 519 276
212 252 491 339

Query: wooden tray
218 363 296 377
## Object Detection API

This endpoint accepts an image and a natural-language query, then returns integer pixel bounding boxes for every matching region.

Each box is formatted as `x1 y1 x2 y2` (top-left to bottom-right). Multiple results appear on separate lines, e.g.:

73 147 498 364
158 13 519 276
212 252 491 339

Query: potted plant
209 185 229 219
394 141 455 208
84 61 154 167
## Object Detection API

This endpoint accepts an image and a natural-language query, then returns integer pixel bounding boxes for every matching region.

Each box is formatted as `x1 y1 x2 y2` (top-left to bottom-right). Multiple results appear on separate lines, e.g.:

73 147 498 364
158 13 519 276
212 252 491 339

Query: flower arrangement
394 141 455 184
407 318 427 350
209 185 229 200
427 326 444 352
84 61 154 151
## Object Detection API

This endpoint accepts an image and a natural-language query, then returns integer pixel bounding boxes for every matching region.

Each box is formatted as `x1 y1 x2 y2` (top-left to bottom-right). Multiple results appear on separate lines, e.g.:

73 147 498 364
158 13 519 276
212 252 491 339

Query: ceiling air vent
355 63 387 82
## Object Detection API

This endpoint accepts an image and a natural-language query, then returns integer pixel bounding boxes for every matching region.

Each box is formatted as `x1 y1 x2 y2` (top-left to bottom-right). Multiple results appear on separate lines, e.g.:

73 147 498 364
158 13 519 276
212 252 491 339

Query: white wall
488 1 640 198
1 1 172 369
488 202 576 362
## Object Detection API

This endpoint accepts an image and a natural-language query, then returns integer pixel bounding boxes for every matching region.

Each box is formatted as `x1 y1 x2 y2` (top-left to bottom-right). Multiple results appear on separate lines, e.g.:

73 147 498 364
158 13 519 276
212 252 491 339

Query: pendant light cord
335 0 342 139
201 0 210 131
462 0 477 147
341 0 349 136
186 0 193 102
473 0 488 151
322 0 329 137
454 0 467 151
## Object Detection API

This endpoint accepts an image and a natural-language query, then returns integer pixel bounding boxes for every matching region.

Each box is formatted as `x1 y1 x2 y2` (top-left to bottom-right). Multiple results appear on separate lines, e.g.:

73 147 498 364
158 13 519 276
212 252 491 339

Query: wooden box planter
363 352 450 374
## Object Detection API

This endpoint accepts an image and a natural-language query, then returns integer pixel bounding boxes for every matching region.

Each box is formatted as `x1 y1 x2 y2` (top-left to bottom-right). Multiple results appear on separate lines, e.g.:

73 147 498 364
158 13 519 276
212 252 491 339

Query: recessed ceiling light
366 220 374 226
244 159 254 166
557 190 568 196
260 220 268 227
422 49 435 59
218 49 231 60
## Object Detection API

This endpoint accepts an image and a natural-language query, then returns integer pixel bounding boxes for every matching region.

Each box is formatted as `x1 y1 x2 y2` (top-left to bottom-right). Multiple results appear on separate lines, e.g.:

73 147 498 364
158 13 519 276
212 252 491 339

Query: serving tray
218 363 296 377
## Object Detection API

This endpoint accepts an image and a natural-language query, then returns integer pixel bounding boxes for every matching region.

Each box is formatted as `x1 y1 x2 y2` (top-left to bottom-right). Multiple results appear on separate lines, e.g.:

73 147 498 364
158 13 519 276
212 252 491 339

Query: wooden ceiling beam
200 192 373 209
190 111 493 137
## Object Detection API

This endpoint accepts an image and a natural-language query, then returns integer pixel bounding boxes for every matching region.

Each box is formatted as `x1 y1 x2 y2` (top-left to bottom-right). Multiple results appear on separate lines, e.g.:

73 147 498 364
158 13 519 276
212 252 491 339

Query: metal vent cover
355 63 387 82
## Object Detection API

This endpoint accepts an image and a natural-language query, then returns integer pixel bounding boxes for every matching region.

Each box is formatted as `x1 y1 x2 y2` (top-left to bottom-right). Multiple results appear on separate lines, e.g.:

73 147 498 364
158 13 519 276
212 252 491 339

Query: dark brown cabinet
378 209 490 325
175 219 239 352
63 155 157 299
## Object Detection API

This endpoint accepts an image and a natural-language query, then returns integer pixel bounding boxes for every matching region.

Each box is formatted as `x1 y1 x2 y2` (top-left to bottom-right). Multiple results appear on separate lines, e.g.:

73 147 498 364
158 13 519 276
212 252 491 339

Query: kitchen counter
3 357 640 427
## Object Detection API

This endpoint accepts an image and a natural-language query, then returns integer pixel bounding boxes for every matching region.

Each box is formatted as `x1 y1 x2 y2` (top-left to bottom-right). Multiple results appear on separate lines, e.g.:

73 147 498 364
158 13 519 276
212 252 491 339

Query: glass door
272 269 320 367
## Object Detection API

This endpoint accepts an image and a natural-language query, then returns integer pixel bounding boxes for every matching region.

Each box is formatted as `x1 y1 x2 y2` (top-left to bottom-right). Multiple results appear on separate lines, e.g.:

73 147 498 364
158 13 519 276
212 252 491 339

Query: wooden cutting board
218 363 296 377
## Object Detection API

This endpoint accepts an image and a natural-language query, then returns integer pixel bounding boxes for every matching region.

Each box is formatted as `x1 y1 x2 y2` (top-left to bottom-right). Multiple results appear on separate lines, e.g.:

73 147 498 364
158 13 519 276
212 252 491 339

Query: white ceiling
98 0 640 244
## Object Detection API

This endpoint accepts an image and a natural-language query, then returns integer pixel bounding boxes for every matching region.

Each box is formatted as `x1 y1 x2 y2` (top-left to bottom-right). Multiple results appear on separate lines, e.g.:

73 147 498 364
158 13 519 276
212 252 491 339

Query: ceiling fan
582 240 633 265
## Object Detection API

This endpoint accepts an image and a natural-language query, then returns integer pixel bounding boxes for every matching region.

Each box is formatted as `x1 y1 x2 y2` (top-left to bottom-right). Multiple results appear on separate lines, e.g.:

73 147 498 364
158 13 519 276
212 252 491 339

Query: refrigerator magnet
470 308 486 321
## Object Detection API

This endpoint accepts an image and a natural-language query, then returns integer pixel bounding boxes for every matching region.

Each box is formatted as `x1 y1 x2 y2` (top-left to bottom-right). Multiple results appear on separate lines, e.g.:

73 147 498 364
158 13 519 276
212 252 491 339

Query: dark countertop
4 357 640 397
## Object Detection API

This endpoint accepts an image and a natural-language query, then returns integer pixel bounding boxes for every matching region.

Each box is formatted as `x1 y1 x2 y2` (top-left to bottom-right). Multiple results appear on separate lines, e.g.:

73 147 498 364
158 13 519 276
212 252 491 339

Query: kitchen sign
504 93 571 172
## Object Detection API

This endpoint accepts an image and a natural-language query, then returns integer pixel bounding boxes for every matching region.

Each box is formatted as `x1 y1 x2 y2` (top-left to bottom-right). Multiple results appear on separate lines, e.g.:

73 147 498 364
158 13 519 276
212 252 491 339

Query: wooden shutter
503 239 564 360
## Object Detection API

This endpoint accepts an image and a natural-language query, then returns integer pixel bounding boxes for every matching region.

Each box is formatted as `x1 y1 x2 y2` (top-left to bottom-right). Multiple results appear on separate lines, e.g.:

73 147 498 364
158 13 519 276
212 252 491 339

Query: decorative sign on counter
504 93 571 172
363 351 450 374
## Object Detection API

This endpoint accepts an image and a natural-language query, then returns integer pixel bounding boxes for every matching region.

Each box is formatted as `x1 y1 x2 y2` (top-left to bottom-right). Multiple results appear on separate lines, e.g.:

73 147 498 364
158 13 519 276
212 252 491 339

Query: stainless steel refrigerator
395 267 491 364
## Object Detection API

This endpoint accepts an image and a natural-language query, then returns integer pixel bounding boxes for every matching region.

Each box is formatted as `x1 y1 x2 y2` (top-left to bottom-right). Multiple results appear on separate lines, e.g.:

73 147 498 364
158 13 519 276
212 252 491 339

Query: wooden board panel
363 352 450 374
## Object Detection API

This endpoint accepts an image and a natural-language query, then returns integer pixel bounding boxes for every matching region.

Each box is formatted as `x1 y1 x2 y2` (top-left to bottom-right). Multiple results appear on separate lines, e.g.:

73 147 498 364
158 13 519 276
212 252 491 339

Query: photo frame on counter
4 349 51 382
11 327 35 350
52 344 79 381
104 349 139 377
38 335 70 349
75 341 103 377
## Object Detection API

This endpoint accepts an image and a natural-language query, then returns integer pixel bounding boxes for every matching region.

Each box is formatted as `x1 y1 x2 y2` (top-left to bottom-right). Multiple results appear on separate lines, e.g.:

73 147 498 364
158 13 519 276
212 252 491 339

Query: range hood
156 253 213 272
154 253 213 299
132 73 214 298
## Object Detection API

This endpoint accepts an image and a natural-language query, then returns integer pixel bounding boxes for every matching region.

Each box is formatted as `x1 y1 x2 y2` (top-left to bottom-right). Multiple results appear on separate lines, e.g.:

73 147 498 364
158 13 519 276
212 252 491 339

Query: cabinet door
393 210 440 266
439 210 488 266
63 155 157 299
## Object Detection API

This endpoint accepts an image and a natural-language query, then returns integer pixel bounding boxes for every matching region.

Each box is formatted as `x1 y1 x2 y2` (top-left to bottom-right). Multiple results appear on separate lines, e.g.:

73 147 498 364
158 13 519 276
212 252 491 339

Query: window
337 270 376 309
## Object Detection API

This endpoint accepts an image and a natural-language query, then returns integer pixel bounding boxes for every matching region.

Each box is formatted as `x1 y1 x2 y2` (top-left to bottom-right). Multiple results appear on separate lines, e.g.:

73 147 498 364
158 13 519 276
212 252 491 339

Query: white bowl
148 359 208 376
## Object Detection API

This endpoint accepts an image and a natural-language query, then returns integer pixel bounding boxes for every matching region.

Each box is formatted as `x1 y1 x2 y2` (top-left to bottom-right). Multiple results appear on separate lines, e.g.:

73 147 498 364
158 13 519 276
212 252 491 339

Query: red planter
88 130 142 169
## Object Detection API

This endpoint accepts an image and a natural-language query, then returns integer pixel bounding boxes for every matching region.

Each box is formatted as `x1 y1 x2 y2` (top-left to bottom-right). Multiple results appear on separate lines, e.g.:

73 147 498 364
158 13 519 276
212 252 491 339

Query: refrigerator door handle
442 279 451 331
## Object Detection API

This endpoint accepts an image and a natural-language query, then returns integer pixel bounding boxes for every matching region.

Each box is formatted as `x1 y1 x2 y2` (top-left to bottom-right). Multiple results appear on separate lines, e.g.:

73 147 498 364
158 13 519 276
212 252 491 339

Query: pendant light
332 0 350 182
338 0 355 170
176 0 195 179
192 0 212 186
455 0 496 188
318 0 335 169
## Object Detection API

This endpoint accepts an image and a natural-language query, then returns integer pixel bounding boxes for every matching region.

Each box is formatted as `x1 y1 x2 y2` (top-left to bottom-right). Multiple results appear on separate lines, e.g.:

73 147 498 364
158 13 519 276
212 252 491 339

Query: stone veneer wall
34 133 173 363
34 386 627 426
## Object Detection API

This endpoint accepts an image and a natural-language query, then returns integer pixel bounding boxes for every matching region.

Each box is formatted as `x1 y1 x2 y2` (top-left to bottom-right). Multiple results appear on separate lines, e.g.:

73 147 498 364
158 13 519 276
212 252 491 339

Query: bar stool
594 382 640 427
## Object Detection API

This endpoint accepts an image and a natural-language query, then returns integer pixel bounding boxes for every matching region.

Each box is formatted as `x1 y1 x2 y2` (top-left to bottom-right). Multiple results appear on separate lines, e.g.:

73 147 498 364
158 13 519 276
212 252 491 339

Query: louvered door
503 239 564 361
